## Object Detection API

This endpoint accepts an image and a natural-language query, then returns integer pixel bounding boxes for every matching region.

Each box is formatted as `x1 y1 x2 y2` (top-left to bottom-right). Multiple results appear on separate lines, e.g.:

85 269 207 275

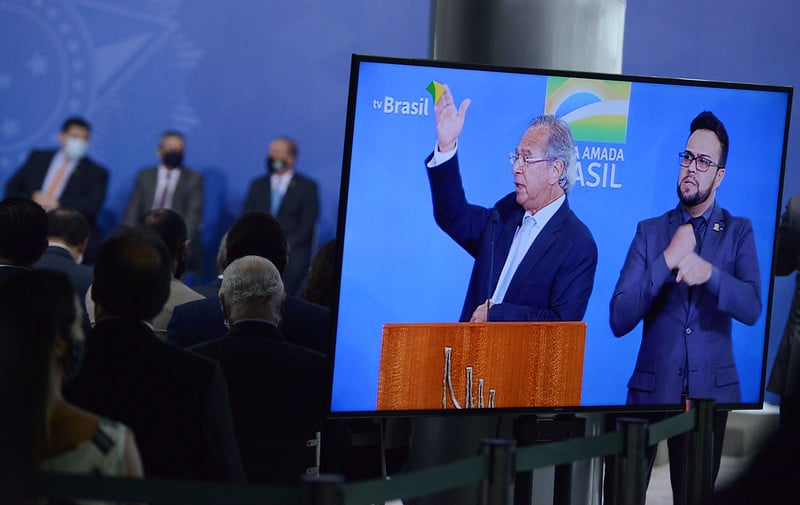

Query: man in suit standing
36 208 93 314
244 137 319 296
64 227 244 483
191 255 347 484
4 117 108 264
427 85 598 323
123 130 204 275
0 197 48 282
608 110 761 502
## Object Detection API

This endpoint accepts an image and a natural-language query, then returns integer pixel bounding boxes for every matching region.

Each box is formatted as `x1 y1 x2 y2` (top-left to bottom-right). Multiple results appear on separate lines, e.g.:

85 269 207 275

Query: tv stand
513 413 586 505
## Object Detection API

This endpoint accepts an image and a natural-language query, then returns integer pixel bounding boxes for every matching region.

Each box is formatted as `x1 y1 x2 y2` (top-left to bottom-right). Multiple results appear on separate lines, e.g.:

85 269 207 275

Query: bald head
220 255 285 324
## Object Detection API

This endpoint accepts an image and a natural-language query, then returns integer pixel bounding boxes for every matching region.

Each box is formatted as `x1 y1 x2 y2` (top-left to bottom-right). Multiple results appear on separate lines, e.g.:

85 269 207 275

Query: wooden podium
376 322 586 411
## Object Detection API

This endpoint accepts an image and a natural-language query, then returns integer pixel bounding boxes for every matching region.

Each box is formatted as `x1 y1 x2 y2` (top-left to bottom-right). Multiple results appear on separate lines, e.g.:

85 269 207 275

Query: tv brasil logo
372 96 430 116
371 80 443 116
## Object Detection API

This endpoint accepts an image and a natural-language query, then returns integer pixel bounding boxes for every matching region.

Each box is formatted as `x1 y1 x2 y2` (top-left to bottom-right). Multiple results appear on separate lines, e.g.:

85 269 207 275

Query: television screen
328 54 792 417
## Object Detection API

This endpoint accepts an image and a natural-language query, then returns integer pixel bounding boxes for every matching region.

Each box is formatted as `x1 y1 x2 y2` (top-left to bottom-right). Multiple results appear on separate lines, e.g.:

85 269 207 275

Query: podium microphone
487 208 500 303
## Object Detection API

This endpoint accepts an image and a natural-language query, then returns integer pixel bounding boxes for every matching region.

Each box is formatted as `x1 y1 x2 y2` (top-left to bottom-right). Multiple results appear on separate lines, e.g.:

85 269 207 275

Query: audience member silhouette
300 238 337 309
168 211 330 354
86 209 204 339
192 231 228 299
191 255 347 483
37 208 93 321
64 227 245 483
0 270 142 501
0 196 48 282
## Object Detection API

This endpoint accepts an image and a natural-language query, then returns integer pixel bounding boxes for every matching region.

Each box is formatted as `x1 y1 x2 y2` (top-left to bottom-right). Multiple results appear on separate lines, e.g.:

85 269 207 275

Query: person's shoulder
636 207 676 229
135 165 158 177
292 172 318 187
180 166 203 179
79 156 109 175
174 296 216 315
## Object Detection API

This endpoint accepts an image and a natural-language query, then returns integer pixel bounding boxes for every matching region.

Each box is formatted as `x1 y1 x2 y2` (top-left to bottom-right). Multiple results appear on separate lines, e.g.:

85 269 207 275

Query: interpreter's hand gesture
434 84 470 153
664 223 696 270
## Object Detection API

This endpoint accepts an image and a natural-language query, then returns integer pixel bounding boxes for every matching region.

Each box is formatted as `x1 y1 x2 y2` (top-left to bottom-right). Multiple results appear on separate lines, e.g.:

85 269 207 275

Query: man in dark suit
0 197 48 282
191 255 346 484
244 137 319 296
36 208 93 316
167 211 330 355
192 231 227 299
4 117 108 264
427 85 597 323
64 227 245 483
122 130 204 275
608 111 761 503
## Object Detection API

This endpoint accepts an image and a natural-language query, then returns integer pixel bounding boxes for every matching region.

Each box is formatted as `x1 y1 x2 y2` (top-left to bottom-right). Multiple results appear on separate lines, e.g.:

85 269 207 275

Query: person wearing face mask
4 116 109 265
123 130 205 276
0 269 143 501
243 136 320 296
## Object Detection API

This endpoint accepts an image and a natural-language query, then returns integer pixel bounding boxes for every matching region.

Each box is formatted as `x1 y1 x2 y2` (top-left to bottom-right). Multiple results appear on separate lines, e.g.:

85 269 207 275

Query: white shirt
152 165 182 210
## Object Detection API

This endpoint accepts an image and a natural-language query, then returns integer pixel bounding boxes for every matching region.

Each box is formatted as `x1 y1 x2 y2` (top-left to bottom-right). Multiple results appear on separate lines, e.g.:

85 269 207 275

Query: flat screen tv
328 54 792 417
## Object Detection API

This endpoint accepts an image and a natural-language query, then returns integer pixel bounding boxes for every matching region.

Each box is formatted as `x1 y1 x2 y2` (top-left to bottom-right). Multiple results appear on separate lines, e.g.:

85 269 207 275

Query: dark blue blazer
610 203 762 405
36 245 92 301
191 320 348 484
427 153 598 322
168 294 331 355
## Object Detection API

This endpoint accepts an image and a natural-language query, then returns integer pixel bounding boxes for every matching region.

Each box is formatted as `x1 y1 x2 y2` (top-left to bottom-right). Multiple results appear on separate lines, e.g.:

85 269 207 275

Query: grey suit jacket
123 166 204 238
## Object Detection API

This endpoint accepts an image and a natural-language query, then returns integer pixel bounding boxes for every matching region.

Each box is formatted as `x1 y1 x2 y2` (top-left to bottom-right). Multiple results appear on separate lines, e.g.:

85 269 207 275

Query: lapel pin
713 222 723 232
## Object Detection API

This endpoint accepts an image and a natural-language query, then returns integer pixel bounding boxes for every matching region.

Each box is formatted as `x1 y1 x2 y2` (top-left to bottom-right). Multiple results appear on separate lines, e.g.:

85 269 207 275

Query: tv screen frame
327 53 793 418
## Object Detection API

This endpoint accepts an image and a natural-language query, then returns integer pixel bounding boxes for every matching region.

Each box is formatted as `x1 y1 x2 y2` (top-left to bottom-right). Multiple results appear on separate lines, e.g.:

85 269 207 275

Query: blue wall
0 0 431 281
622 0 800 406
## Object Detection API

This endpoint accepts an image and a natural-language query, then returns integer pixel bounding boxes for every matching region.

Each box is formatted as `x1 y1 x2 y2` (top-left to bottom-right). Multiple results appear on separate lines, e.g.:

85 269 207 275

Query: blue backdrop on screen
0 0 430 280
331 60 789 412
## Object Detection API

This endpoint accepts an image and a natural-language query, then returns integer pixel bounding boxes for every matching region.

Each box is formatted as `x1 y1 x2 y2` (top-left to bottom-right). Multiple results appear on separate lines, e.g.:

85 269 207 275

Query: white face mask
64 137 89 159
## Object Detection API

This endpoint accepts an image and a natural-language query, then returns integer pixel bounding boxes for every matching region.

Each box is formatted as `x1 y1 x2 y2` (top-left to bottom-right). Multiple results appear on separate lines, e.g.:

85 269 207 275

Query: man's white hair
220 255 284 319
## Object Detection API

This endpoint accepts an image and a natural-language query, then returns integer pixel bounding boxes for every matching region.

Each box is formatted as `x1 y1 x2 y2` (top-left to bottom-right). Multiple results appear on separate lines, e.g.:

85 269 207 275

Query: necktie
688 216 705 252
44 159 70 199
157 172 172 209
270 184 282 216
492 215 536 303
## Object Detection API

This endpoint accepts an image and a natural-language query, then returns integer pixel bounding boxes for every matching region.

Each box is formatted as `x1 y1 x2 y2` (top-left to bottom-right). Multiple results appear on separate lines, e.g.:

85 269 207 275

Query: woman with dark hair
0 269 142 502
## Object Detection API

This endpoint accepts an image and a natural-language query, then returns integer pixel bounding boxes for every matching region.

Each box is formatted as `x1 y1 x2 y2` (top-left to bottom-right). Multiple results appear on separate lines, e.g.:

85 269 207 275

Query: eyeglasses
678 151 723 172
509 152 554 167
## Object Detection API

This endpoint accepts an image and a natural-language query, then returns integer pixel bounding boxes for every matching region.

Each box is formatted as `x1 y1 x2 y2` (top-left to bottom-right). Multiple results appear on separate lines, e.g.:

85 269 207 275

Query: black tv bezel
326 53 793 419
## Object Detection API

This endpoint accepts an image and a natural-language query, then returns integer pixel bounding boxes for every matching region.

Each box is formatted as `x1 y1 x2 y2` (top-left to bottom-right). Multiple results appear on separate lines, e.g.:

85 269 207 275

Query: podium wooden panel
376 322 585 411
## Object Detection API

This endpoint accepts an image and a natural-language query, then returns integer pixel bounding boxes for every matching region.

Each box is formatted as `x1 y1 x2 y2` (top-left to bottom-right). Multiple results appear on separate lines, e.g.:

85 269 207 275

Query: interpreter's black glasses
678 151 723 172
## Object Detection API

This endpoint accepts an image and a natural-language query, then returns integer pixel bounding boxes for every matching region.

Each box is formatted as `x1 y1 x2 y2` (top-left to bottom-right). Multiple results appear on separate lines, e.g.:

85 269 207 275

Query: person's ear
219 293 229 323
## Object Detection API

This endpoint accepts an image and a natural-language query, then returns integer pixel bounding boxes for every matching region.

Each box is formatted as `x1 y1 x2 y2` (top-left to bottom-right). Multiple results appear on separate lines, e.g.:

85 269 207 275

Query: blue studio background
0 0 431 282
331 60 789 412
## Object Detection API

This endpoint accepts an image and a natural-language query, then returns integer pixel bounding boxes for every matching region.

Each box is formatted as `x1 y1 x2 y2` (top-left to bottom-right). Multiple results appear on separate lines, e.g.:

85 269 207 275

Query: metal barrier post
303 474 345 505
615 418 648 505
687 399 715 505
480 439 516 505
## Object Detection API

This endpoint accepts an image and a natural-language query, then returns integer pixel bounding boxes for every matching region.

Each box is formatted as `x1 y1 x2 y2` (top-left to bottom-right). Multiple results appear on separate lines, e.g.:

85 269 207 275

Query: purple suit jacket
427 153 598 322
610 202 762 405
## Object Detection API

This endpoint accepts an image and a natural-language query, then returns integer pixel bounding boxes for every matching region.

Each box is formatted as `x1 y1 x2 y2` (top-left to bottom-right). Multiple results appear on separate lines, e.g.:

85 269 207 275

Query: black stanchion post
480 439 516 505
615 417 648 505
687 398 715 505
303 474 345 505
